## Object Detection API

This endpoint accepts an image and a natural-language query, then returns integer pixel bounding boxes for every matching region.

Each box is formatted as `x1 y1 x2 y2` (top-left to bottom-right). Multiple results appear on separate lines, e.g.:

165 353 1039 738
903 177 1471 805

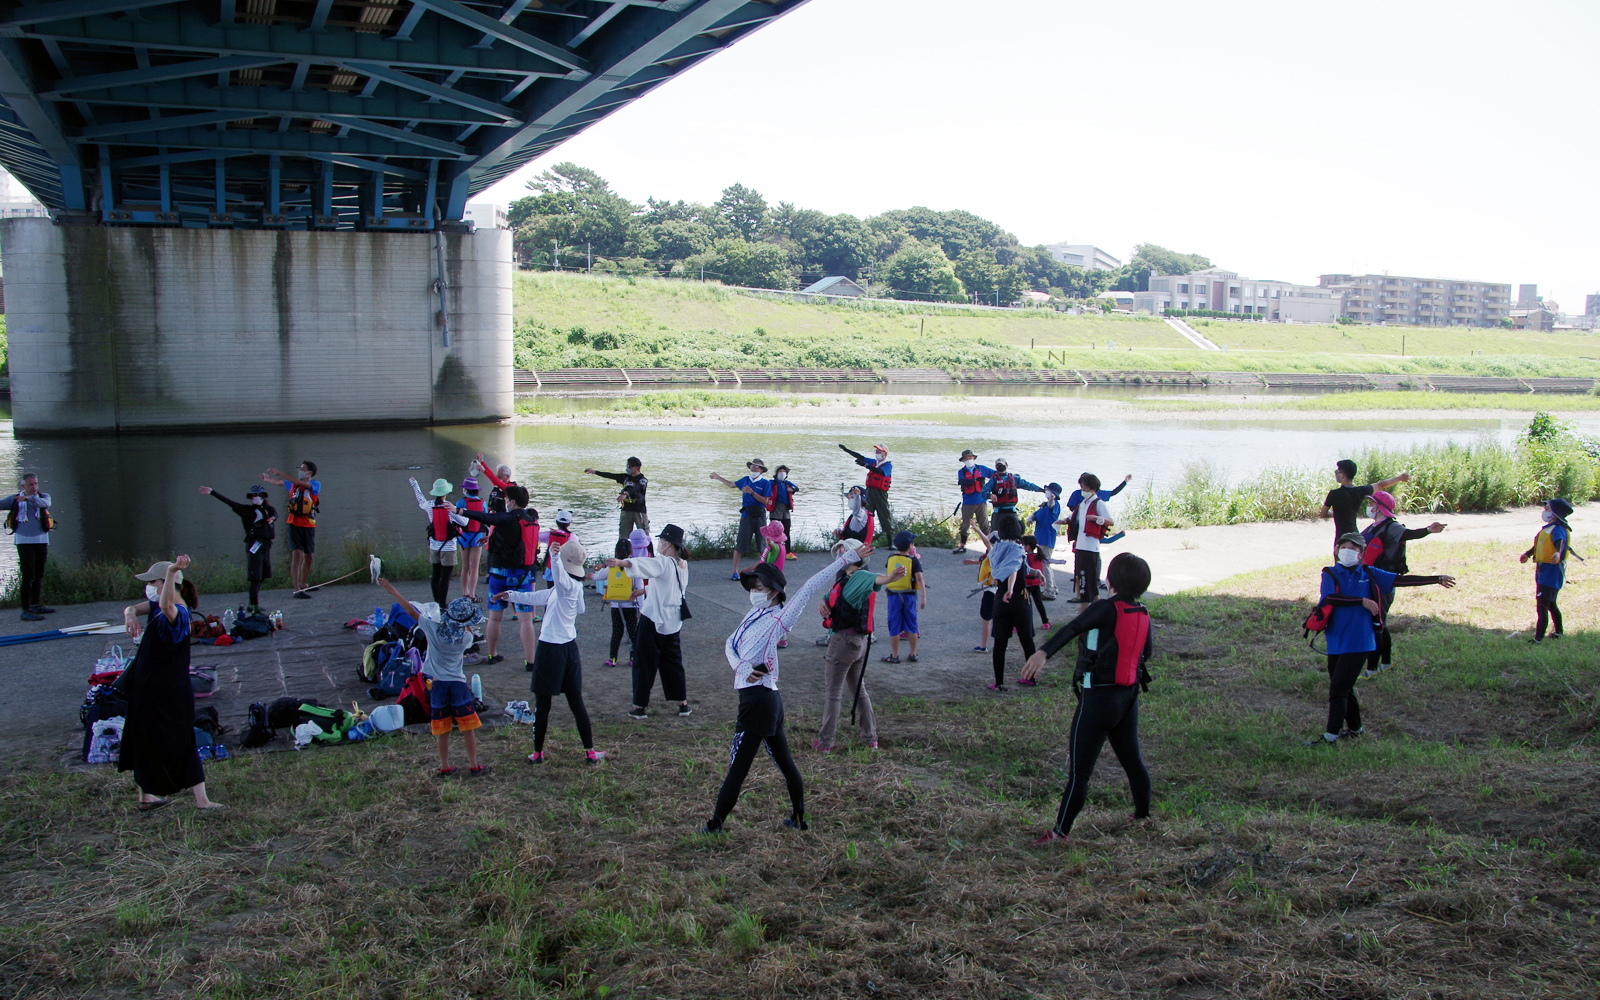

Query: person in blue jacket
1030 484 1065 598
954 449 995 554
1312 532 1454 745
712 459 773 580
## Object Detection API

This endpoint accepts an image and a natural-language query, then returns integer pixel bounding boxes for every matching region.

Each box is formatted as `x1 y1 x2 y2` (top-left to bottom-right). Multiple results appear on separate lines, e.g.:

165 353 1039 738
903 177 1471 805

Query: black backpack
79 684 129 762
266 697 319 729
241 702 276 749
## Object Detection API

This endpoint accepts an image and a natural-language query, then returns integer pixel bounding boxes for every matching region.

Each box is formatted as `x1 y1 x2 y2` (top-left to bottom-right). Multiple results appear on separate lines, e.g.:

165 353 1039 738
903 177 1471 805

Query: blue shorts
886 591 918 636
458 530 485 549
487 567 535 612
427 678 481 735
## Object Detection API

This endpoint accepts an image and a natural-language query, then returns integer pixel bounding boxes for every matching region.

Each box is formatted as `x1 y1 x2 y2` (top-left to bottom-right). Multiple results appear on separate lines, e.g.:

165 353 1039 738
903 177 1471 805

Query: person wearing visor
701 540 871 835
1310 532 1455 746
199 482 277 614
711 459 773 580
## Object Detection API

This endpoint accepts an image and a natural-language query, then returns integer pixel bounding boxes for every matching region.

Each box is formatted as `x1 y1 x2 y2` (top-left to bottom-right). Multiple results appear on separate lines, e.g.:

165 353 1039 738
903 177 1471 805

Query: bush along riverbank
1122 412 1599 529
0 532 433 610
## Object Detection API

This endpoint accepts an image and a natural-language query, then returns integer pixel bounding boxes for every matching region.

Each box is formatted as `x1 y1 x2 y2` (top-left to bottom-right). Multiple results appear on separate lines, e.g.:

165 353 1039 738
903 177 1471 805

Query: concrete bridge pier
1 219 513 435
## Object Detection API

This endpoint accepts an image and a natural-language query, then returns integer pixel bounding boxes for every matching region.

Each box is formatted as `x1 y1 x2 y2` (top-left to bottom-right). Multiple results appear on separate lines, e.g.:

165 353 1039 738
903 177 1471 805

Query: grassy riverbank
0 533 431 609
514 272 1600 376
2 539 1592 998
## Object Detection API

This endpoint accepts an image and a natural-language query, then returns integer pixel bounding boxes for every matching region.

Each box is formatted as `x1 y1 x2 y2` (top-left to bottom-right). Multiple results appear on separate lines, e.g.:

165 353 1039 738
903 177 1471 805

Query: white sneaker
503 699 529 719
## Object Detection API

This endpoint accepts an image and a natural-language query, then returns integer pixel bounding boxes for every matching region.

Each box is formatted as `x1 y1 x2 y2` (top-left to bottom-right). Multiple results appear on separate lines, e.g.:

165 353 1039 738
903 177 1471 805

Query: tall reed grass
1123 415 1599 529
0 531 433 609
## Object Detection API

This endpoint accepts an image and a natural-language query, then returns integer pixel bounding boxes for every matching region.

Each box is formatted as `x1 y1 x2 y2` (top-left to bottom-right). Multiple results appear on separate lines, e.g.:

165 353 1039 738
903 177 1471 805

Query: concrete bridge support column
1 219 513 435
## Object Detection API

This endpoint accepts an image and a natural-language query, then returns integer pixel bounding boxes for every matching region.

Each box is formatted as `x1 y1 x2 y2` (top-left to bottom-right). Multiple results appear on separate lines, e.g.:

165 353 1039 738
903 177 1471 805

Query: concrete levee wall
1 220 513 434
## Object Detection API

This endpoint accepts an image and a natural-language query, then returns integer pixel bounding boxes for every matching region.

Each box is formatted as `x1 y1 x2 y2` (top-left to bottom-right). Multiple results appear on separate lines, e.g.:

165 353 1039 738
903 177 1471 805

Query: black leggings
429 562 452 605
609 606 640 661
533 691 594 752
633 616 686 707
1326 651 1365 736
248 579 262 607
991 603 1035 687
709 689 804 829
17 543 46 609
1363 591 1394 674
1052 685 1150 836
1537 593 1563 639
1028 584 1049 623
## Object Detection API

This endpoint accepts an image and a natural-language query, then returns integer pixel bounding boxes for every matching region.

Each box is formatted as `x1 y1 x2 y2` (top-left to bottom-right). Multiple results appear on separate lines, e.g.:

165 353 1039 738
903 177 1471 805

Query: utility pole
587 242 592 273
553 240 559 272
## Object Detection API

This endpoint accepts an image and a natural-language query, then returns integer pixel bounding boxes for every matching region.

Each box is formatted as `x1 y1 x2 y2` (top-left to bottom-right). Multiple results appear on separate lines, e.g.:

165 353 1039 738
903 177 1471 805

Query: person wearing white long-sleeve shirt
604 523 692 719
494 538 605 764
701 541 870 835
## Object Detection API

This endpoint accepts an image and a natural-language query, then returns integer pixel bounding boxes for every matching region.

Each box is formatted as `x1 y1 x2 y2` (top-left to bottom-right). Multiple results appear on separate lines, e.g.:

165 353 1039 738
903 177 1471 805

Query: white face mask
251 496 265 505
1542 510 1556 523
1337 549 1361 567
144 583 161 601
849 494 863 511
963 460 975 469
749 589 770 608
776 472 787 481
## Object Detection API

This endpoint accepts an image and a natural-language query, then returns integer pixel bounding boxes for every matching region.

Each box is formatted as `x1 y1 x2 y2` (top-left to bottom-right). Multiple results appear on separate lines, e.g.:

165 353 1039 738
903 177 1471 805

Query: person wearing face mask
1310 533 1455 746
831 485 873 545
954 450 996 554
701 541 871 835
604 523 693 721
198 484 278 614
839 442 894 545
987 458 1044 520
1520 498 1575 644
712 459 773 580
1357 490 1445 677
769 465 800 560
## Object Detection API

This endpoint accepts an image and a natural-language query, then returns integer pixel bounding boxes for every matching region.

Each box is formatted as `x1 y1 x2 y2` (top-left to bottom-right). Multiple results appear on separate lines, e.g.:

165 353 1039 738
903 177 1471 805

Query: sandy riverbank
512 391 1573 429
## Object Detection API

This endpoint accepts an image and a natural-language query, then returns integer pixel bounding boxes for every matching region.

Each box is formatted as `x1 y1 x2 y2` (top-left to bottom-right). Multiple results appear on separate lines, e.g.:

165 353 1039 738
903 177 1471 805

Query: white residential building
1044 242 1121 271
1133 268 1338 323
464 201 508 230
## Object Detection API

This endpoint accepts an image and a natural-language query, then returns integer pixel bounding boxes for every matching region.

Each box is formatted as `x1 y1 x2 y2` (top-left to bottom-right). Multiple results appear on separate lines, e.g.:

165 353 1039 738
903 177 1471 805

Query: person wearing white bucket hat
495 536 607 764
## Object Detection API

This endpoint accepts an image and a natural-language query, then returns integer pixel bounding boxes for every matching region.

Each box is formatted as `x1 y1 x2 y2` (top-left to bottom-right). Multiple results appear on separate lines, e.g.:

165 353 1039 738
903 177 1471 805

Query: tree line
507 163 1212 303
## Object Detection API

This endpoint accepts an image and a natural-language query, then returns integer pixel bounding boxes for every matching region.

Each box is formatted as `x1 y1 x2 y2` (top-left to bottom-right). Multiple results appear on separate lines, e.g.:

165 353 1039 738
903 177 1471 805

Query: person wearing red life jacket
986 458 1044 518
954 450 996 554
839 442 894 545
1021 553 1156 845
455 476 488 601
410 478 470 606
457 485 541 668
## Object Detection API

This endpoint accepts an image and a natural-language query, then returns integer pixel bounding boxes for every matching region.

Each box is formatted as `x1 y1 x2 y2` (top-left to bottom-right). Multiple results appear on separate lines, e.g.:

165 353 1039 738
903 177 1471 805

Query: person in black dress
117 556 225 813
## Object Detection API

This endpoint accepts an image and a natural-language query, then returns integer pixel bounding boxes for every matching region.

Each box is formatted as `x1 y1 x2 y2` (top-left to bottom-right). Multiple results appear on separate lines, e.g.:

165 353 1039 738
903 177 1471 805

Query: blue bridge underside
0 0 805 230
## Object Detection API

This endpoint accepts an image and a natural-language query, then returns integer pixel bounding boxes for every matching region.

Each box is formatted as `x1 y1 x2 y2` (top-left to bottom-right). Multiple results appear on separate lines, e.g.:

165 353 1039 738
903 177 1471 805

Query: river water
0 389 1588 579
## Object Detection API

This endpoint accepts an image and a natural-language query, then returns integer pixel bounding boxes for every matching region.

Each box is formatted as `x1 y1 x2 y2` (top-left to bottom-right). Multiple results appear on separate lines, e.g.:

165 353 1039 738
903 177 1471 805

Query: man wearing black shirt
1320 459 1408 553
586 457 649 541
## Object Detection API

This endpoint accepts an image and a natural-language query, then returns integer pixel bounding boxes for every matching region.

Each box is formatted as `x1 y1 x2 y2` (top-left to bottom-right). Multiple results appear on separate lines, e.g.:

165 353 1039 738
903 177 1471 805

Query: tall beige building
1319 274 1511 326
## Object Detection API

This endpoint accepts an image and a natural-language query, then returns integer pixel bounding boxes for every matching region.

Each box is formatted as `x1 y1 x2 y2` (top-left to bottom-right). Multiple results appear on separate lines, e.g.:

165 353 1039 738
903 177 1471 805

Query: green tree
1130 243 1212 276
878 239 966 302
683 238 795 289
644 219 715 263
715 183 768 241
511 162 639 266
875 207 1014 262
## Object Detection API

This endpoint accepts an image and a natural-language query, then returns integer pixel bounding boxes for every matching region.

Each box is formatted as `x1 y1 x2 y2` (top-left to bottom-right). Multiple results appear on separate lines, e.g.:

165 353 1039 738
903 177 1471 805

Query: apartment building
1319 274 1511 326
1044 242 1121 271
1132 268 1339 323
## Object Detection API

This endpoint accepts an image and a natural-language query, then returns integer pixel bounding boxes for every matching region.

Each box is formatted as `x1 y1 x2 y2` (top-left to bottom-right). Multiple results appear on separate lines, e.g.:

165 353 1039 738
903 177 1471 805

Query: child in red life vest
1021 553 1156 845
455 476 488 601
410 477 469 606
1021 534 1068 632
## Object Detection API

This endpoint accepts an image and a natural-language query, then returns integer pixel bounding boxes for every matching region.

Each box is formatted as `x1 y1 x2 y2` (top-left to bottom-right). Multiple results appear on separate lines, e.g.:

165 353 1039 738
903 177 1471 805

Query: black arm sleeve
1394 574 1445 588
593 471 627 484
839 444 866 461
459 508 517 527
1039 600 1118 659
1401 526 1433 541
1105 480 1128 499
209 490 250 515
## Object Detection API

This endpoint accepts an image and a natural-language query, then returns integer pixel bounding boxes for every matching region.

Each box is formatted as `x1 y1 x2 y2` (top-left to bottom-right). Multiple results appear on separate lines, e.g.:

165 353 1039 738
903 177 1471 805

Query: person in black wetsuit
198 483 276 613
1020 552 1155 845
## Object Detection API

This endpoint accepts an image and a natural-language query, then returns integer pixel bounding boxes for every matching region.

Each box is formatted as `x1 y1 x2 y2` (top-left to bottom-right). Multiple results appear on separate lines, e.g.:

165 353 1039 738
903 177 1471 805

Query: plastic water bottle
470 674 483 701
221 608 236 631
369 606 386 629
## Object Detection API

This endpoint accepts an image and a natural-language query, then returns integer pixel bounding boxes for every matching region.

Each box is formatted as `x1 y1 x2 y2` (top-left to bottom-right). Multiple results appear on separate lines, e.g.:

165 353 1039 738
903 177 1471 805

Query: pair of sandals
879 654 917 663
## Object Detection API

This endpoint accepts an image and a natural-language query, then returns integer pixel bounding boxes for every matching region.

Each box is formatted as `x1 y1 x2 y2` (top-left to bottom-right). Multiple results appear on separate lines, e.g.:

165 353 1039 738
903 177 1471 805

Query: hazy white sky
483 0 1599 309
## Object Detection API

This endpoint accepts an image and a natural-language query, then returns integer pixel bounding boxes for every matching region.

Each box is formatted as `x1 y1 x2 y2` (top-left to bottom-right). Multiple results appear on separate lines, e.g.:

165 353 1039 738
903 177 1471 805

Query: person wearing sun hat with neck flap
954 449 996 554
495 534 607 764
410 477 470 605
378 578 490 777
711 458 774 580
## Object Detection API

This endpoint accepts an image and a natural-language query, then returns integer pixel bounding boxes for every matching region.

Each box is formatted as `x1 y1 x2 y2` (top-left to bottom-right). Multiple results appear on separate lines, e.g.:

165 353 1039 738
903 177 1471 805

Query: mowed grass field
3 540 1594 998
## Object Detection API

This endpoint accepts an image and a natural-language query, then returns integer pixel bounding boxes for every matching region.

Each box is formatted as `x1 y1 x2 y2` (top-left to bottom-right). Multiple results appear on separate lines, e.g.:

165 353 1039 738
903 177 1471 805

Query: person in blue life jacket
1020 552 1155 846
1309 532 1455 746
769 465 801 562
1029 484 1065 599
712 459 773 580
954 449 996 554
839 442 894 545
1520 497 1574 644
987 458 1043 519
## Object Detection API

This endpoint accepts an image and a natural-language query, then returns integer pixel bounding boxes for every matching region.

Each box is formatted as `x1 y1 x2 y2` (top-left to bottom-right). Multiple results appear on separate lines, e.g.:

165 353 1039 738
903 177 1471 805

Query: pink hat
1370 490 1396 518
760 521 787 541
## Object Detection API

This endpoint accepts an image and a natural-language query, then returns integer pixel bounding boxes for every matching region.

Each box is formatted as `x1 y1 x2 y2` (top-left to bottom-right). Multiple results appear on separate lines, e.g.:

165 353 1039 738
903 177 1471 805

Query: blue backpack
365 641 417 697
